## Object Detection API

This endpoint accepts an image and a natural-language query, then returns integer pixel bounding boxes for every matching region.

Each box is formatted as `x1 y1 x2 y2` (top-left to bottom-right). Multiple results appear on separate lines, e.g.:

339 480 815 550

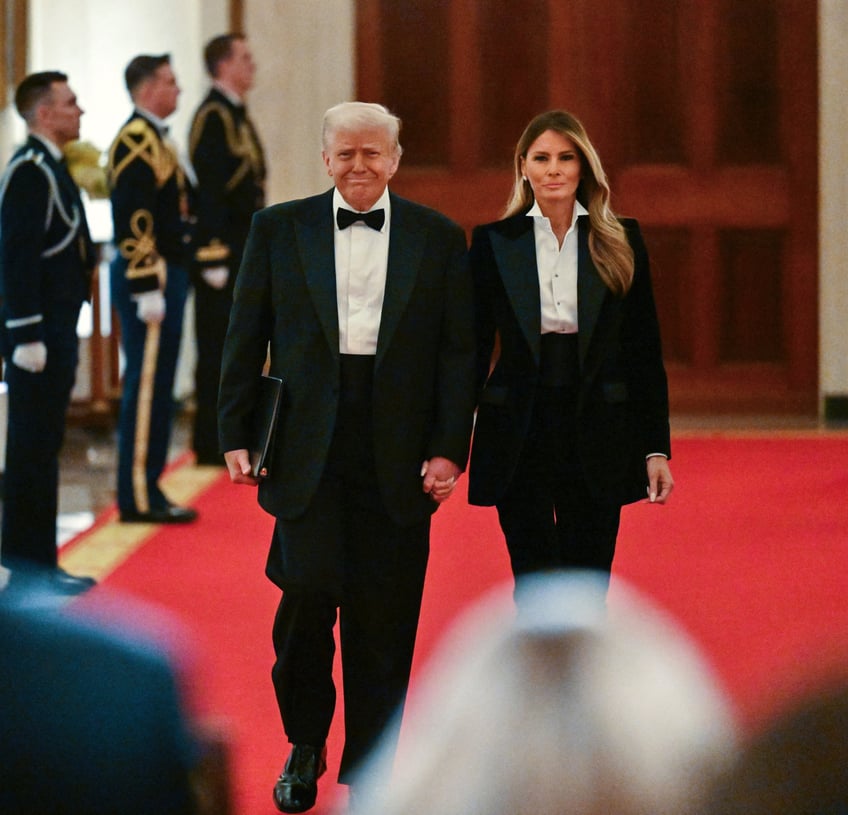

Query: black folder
249 375 284 479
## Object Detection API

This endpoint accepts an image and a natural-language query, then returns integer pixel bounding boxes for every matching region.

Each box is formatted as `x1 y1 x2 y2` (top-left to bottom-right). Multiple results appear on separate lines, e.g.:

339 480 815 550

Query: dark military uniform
188 87 265 464
0 136 94 568
107 111 192 515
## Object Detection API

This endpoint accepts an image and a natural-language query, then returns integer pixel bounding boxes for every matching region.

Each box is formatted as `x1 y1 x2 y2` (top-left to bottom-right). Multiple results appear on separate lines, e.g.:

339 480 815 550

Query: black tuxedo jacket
219 188 476 526
0 136 94 350
467 214 671 508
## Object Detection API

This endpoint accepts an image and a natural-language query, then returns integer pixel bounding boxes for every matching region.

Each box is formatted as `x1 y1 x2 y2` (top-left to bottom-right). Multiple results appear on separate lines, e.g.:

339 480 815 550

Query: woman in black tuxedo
468 110 674 583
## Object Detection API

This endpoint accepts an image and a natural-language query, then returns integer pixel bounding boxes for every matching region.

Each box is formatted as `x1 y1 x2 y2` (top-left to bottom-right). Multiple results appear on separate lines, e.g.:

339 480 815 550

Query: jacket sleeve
217 210 275 452
428 219 477 469
622 220 671 459
469 224 499 396
0 162 50 345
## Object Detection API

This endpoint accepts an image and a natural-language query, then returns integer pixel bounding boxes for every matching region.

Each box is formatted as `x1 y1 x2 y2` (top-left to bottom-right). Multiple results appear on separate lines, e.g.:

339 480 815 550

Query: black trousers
496 334 621 584
270 355 430 783
111 257 189 514
1 308 79 568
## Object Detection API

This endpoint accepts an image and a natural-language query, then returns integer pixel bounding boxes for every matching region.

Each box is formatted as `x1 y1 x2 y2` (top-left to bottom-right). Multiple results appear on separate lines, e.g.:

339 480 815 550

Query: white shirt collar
527 198 588 225
213 81 244 106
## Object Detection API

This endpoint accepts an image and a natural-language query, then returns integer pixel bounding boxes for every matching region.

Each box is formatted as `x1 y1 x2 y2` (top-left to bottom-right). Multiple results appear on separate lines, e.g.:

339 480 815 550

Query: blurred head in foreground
0 588 229 814
702 680 848 815
345 571 736 815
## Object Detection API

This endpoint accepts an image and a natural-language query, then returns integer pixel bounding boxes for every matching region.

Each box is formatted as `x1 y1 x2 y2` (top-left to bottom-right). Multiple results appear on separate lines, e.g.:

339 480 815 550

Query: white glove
201 266 229 290
135 290 166 324
12 341 47 373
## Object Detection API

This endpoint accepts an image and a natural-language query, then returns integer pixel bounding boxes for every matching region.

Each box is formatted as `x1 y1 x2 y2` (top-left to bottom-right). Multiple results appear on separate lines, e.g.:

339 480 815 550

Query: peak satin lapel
576 216 608 369
375 199 424 370
296 196 339 358
489 220 542 366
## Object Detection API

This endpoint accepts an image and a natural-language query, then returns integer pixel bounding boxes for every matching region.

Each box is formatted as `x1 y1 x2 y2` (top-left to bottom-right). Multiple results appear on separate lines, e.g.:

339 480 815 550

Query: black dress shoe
120 505 198 524
273 744 327 813
50 568 97 595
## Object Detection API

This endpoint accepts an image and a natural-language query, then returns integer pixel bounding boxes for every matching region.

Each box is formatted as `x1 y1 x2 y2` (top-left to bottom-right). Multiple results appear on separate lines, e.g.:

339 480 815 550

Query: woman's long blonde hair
504 110 634 296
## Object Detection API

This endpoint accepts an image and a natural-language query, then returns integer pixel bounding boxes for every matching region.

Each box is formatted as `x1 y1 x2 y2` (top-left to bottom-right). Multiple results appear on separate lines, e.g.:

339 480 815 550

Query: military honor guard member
188 33 266 465
107 54 197 524
0 71 96 593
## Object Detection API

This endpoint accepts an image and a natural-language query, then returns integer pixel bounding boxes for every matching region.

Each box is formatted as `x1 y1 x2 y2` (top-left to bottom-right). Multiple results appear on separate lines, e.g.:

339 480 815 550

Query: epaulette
108 118 178 189
0 147 81 258
124 118 156 138
189 102 234 157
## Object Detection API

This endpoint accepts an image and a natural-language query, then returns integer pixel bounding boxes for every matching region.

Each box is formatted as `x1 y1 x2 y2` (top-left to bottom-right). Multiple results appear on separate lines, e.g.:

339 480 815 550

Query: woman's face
520 129 582 214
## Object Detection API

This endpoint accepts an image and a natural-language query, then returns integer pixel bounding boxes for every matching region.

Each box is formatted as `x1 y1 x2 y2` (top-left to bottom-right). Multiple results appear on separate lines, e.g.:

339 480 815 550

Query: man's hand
224 449 259 486
135 290 166 324
11 341 47 373
421 456 462 503
201 266 229 290
647 455 674 503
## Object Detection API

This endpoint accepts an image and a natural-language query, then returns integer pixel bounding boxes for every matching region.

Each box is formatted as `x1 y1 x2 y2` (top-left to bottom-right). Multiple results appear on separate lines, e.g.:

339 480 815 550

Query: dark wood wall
356 0 818 414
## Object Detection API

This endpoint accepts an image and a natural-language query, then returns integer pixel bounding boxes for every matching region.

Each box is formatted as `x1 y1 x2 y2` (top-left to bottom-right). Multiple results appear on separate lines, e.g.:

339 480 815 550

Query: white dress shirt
333 187 391 355
528 199 588 334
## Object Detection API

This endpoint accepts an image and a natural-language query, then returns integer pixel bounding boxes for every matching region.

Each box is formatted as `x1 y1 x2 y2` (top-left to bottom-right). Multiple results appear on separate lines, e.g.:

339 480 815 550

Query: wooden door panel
357 0 818 414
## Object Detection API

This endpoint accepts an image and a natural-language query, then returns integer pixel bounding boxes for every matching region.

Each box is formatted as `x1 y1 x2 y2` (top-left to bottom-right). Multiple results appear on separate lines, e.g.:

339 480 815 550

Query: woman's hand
646 455 674 503
421 456 462 503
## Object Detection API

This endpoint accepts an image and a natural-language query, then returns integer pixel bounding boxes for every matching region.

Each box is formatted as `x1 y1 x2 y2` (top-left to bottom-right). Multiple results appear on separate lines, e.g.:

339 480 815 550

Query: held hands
135 290 166 324
201 266 229 290
224 449 259 486
421 456 462 503
11 341 47 373
647 455 674 504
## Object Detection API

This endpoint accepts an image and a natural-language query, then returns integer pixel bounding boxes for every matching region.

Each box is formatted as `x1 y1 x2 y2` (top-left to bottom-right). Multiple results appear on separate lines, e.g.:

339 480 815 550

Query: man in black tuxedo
218 102 476 812
188 33 266 465
0 72 96 594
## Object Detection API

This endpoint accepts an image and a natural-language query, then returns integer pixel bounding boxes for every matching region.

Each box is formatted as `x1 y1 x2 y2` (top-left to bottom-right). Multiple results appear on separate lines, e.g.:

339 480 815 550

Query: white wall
24 0 230 400
27 0 227 164
244 0 354 205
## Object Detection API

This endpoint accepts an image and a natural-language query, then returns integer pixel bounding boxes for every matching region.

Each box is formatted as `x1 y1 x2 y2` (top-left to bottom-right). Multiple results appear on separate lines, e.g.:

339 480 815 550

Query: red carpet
67 433 848 814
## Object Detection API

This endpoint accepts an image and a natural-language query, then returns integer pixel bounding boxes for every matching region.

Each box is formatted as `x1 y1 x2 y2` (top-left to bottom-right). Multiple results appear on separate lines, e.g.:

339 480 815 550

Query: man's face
42 81 83 147
220 39 256 96
322 127 400 212
145 63 180 119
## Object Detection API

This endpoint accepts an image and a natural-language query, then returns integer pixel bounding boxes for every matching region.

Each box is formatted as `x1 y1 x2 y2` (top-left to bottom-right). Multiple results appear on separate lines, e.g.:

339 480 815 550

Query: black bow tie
337 207 385 231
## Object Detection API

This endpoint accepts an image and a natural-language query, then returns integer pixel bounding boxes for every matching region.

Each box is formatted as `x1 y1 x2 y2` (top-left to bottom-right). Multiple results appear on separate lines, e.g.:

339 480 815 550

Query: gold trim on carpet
59 463 224 581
